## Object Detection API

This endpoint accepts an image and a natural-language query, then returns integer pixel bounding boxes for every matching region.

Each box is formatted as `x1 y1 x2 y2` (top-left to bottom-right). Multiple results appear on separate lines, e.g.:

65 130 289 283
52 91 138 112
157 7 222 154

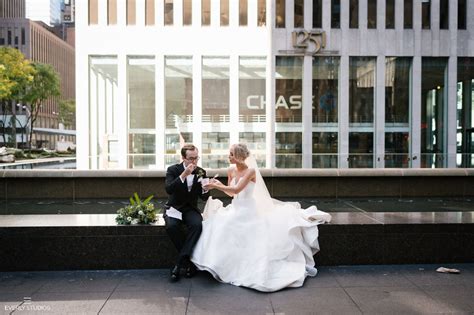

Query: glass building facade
78 0 474 170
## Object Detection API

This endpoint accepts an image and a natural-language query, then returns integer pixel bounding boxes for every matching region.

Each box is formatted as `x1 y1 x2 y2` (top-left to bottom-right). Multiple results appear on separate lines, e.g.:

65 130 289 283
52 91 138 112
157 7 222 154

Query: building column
117 54 128 169
446 56 458 168
411 56 421 168
266 0 274 168
156 54 165 169
339 55 349 168
375 55 385 168
193 54 203 153
302 56 313 168
229 55 239 145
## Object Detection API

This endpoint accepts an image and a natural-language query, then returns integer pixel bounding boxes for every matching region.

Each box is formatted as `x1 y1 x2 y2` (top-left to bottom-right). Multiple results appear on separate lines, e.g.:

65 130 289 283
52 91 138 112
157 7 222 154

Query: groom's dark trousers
164 163 209 267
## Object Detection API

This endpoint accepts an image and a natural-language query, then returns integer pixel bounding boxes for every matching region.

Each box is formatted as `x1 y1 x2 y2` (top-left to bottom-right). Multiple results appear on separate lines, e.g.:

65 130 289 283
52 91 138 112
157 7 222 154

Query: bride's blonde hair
232 143 250 161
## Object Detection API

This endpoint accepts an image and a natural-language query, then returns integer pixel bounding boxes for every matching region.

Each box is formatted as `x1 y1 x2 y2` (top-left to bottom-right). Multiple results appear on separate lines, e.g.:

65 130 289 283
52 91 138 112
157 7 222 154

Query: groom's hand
180 163 196 181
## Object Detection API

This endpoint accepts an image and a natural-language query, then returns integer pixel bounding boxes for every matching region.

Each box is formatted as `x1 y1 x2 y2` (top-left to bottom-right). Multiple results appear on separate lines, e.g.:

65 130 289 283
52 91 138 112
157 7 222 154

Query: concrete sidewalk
1 264 473 314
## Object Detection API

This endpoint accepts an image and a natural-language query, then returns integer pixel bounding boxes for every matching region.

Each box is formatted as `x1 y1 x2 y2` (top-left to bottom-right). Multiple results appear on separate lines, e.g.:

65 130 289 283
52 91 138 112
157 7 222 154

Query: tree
58 99 75 128
23 63 60 149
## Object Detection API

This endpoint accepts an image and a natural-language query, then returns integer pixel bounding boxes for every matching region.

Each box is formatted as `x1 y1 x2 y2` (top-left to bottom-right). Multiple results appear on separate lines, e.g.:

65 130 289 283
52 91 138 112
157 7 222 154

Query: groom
164 144 210 282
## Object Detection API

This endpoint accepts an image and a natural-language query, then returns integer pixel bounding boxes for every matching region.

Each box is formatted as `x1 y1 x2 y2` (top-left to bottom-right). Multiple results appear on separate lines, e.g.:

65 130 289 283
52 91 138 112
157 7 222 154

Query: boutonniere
196 169 206 182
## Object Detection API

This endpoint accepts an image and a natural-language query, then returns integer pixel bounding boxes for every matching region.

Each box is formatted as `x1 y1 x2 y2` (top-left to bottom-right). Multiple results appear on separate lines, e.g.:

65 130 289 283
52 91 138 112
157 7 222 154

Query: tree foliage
58 99 75 127
0 47 35 102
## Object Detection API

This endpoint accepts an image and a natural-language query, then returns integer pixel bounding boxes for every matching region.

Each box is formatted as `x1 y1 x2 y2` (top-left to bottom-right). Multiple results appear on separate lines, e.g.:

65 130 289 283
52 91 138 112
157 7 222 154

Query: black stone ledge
0 213 472 271
2 169 474 199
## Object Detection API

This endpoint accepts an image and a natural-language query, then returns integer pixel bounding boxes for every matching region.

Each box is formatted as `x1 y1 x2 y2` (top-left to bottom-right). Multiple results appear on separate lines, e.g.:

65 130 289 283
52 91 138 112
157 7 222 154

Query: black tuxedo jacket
165 163 210 212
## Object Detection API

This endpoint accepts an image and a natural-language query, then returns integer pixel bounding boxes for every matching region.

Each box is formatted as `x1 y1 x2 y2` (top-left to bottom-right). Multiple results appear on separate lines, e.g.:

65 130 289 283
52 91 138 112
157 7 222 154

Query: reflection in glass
202 132 230 168
276 132 302 168
165 56 193 128
385 57 411 124
145 0 155 25
258 0 266 26
108 0 117 25
386 0 395 29
276 0 285 28
165 132 192 167
456 58 474 167
422 0 430 29
421 58 448 168
349 57 376 124
183 0 192 25
202 0 210 26
331 0 340 28
276 57 303 123
349 0 358 29
202 57 230 122
220 0 229 26
313 57 339 123
128 57 155 130
239 0 248 26
313 0 322 28
312 132 337 168
404 0 412 29
295 0 304 28
239 57 266 123
385 132 409 168
89 56 118 169
349 132 373 168
367 0 376 29
128 134 155 169
127 0 136 25
440 0 448 29
458 0 467 30
239 132 266 167
164 0 173 25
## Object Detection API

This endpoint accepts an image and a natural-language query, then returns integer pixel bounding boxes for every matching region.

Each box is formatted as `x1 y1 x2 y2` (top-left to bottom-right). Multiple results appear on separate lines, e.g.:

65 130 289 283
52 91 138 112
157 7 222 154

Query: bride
191 143 331 292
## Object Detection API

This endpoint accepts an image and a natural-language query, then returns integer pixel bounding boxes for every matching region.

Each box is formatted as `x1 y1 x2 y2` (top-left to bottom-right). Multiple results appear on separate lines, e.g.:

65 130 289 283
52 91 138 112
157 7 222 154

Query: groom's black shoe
184 263 197 278
170 265 180 282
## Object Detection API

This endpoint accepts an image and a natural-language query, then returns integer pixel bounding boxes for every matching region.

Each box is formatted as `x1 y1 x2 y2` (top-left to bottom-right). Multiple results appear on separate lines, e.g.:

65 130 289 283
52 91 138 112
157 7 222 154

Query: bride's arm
209 168 256 196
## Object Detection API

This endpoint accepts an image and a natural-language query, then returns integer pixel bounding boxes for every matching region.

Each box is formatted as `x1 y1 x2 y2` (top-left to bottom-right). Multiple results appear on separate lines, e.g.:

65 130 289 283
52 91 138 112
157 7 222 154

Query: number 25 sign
291 30 326 54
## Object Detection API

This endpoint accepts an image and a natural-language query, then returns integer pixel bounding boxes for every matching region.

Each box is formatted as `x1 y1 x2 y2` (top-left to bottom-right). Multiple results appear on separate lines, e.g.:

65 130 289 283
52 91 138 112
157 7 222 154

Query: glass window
385 57 411 124
312 56 339 123
257 0 266 26
128 57 155 130
421 58 448 168
422 0 430 29
313 0 322 28
295 0 304 28
367 0 377 29
349 57 376 124
386 0 395 29
239 132 266 167
331 0 340 28
276 56 303 123
89 0 98 25
458 0 467 30
145 0 155 25
202 132 230 168
165 132 192 167
220 0 229 26
89 56 118 169
164 0 173 25
349 132 373 168
404 0 412 29
128 57 156 169
239 57 266 123
350 0 358 29
183 0 192 25
456 58 474 167
127 0 136 25
440 0 448 29
21 28 25 45
385 132 409 168
313 132 338 168
202 0 210 26
165 56 193 129
276 132 302 168
108 0 117 25
276 0 285 28
239 0 248 26
202 57 230 122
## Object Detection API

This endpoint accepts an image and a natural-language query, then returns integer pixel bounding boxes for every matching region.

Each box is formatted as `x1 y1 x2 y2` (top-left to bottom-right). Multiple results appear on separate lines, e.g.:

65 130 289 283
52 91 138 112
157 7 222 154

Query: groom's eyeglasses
186 156 200 162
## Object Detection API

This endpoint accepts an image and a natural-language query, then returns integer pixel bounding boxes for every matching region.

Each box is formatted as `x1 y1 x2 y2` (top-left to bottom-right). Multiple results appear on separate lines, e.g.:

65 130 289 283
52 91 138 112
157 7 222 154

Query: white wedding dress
191 162 331 292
